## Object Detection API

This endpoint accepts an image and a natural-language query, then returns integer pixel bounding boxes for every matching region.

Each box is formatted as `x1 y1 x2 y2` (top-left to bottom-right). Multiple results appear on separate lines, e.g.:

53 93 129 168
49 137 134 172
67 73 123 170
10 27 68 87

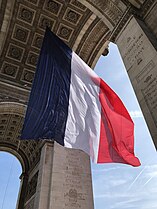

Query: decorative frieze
25 172 38 202
86 0 124 24
71 0 86 11
79 20 108 62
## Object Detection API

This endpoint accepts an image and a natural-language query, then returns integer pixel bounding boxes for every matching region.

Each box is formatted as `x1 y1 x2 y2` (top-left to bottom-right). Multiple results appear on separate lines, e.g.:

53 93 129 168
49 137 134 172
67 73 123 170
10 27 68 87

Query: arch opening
0 151 22 209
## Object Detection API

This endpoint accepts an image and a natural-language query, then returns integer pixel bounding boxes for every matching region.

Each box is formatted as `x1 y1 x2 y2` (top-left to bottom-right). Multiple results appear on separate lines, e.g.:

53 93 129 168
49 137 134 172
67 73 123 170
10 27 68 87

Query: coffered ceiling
0 0 149 96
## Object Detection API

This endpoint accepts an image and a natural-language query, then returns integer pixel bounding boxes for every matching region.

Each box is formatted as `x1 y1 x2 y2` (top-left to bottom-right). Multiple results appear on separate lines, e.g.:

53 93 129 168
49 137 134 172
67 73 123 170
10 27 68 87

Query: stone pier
33 141 94 209
115 15 157 147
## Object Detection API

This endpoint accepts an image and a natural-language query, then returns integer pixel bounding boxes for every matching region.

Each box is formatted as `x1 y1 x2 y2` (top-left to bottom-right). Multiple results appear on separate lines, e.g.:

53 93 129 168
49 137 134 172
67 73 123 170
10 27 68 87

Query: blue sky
0 152 21 209
92 43 157 209
0 43 157 209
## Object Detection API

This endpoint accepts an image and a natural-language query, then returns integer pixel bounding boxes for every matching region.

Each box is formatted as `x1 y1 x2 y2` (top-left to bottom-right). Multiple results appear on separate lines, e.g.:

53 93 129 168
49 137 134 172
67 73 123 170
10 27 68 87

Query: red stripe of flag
98 79 141 167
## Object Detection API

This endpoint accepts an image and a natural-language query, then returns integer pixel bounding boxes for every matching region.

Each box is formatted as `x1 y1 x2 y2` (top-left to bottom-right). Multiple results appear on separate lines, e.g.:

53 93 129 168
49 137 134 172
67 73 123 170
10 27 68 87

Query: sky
0 43 157 209
92 43 157 209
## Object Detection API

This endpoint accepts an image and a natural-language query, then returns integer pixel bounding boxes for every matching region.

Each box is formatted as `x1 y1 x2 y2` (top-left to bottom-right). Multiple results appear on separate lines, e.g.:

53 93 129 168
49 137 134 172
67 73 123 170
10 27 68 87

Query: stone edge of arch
0 102 28 172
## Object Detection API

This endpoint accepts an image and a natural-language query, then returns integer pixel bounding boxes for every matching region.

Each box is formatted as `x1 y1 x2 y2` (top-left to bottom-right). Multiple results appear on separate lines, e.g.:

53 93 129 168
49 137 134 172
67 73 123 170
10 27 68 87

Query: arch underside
0 0 153 172
0 102 41 172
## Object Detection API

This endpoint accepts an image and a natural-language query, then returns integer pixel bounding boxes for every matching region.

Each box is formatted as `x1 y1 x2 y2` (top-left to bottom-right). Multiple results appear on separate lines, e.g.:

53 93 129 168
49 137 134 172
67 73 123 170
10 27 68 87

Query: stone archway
0 102 41 209
0 102 41 170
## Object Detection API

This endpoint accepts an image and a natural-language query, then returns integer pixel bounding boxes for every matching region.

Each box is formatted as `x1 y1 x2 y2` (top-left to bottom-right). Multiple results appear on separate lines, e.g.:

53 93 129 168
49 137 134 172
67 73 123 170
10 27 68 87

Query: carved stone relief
25 172 39 202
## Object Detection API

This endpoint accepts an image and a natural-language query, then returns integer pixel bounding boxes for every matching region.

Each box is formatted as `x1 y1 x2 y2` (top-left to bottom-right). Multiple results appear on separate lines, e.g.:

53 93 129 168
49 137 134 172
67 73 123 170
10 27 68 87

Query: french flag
21 28 140 167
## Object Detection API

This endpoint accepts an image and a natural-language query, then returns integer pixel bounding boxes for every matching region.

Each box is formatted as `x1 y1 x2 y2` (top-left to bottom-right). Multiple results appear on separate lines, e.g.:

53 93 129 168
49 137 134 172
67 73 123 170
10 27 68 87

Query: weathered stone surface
115 16 157 147
33 142 94 209
144 1 157 39
50 142 94 209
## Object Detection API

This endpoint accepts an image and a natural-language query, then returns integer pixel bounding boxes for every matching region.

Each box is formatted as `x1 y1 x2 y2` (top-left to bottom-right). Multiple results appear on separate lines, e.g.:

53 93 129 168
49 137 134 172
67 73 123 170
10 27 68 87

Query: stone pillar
16 172 28 209
34 141 94 209
115 15 157 147
33 141 54 209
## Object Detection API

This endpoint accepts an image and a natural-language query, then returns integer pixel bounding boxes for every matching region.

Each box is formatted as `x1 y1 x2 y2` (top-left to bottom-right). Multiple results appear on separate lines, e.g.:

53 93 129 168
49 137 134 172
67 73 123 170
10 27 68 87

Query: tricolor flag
21 28 140 167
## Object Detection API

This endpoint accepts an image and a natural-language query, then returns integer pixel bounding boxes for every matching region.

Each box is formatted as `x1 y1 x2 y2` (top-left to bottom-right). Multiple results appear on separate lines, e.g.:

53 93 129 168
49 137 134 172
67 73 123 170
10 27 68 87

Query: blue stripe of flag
21 27 72 145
